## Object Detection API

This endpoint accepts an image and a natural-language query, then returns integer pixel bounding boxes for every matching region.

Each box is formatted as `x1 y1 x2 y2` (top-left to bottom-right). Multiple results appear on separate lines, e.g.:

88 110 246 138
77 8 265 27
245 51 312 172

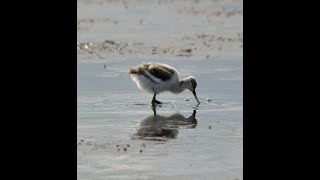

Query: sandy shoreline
77 0 242 62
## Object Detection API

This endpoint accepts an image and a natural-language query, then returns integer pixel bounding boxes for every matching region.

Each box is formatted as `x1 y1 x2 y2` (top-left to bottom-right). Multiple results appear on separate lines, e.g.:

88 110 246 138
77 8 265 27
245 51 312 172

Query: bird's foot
151 99 162 106
154 100 162 104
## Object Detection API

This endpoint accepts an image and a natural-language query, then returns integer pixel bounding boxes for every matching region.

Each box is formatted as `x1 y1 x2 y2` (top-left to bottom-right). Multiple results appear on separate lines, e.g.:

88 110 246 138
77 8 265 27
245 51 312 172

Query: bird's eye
191 79 197 88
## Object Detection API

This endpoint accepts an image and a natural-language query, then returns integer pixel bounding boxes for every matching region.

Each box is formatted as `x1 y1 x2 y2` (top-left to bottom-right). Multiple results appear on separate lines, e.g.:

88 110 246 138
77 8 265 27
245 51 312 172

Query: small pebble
206 98 212 102
182 48 192 53
80 140 84 142
127 144 130 147
140 150 143 153
123 148 127 151
116 145 119 147
184 99 189 101
209 126 211 129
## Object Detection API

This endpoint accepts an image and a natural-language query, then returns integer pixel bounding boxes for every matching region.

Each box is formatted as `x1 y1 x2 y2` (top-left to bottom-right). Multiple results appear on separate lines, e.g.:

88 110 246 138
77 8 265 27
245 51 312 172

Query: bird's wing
148 66 174 81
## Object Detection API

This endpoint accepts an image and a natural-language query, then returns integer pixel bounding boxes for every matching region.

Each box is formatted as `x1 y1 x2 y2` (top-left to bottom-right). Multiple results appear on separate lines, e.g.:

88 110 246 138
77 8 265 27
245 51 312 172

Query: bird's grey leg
151 94 162 105
151 94 156 106
152 105 157 116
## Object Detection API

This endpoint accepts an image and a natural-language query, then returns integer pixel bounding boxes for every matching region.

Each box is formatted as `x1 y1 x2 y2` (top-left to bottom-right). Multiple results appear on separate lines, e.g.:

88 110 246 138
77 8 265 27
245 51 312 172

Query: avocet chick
129 62 200 106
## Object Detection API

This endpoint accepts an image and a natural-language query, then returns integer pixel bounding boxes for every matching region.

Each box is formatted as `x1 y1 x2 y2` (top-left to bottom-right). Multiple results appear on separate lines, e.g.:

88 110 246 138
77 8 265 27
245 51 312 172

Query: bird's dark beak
192 90 200 104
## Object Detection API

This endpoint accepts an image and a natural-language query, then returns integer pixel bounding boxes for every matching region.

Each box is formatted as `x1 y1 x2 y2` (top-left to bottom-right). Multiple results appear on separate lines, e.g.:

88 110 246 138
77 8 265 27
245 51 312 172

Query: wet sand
77 0 242 179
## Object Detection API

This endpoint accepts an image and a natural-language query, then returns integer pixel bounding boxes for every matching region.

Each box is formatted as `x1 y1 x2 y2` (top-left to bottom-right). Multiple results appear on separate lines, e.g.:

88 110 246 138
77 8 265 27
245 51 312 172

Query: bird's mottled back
129 63 176 81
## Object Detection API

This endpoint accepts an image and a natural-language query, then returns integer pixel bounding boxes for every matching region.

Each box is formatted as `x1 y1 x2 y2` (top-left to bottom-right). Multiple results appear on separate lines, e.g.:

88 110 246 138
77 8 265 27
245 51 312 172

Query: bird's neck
170 80 187 93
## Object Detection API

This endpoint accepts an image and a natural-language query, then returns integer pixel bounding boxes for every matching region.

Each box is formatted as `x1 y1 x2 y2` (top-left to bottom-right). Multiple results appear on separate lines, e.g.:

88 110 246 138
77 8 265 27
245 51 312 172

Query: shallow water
78 0 242 179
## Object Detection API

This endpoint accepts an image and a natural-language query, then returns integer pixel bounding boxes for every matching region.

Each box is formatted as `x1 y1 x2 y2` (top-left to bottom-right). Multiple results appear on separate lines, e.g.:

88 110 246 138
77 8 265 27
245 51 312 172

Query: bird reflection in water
131 107 197 141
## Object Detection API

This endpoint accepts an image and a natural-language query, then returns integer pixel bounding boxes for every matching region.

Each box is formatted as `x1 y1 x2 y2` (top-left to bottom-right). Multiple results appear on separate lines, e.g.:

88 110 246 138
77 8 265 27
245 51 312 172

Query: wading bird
129 62 200 106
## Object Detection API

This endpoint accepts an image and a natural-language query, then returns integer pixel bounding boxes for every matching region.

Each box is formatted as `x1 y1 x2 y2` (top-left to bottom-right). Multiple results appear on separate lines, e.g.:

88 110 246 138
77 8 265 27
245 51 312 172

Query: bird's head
183 76 200 104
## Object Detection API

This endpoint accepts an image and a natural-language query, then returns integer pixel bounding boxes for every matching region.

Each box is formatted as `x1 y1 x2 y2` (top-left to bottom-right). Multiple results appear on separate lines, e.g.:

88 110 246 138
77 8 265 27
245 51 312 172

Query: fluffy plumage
129 62 200 105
